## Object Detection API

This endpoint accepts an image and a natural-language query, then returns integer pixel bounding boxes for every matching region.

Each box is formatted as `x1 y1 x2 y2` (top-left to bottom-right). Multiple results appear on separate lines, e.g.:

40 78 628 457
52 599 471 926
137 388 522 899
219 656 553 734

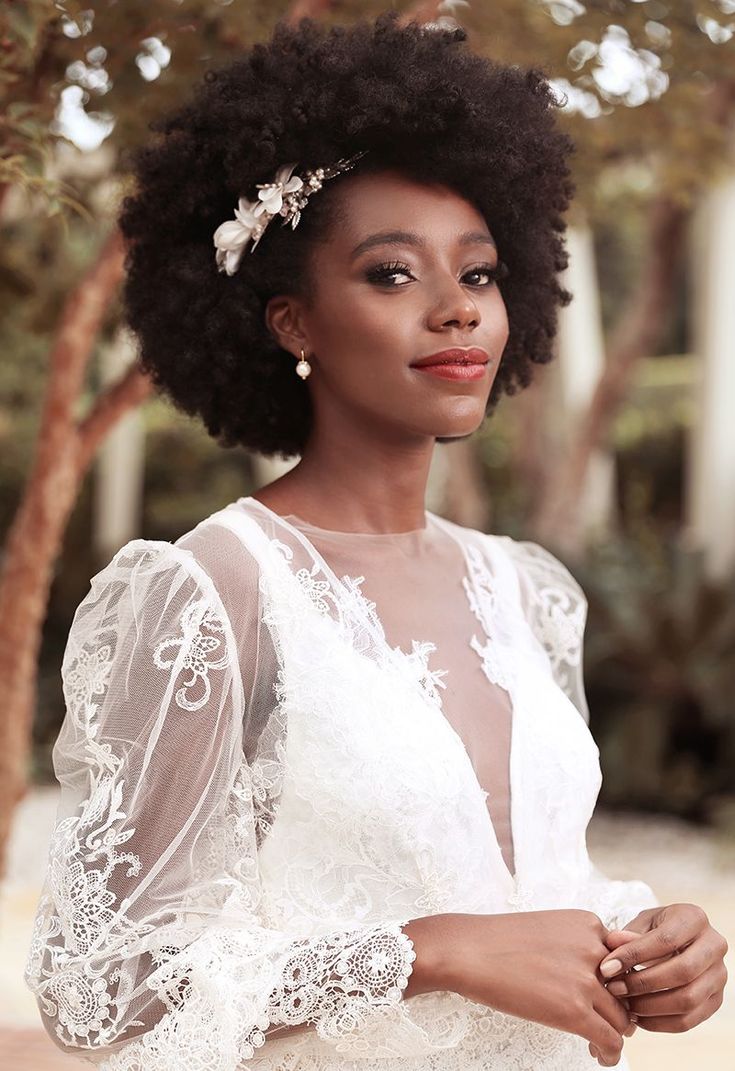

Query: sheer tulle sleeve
500 537 592 722
24 539 417 1069
502 537 660 928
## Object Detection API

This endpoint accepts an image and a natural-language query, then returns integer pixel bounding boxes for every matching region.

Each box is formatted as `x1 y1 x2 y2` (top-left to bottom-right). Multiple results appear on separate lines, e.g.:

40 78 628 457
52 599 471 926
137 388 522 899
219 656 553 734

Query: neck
256 423 436 535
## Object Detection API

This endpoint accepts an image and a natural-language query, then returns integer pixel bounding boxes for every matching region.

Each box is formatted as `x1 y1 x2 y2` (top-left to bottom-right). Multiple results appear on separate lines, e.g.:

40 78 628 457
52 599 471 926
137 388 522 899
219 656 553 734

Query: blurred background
1 1 734 1068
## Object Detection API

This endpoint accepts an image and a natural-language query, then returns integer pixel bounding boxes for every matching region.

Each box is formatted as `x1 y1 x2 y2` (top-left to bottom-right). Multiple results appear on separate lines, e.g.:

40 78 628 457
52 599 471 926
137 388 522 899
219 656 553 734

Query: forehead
329 168 493 244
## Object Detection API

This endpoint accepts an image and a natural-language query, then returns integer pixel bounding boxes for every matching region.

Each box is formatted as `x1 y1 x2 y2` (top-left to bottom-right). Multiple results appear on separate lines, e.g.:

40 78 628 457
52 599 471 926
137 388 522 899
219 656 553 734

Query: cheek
312 289 415 361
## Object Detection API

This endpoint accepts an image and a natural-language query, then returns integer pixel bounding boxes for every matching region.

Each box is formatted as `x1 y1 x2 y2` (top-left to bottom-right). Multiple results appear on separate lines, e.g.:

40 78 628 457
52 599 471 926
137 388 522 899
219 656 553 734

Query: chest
250 526 602 925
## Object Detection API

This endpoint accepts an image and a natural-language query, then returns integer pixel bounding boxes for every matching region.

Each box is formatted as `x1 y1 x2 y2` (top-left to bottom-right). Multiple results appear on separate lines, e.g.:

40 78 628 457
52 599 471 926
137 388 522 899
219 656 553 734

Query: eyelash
365 259 510 287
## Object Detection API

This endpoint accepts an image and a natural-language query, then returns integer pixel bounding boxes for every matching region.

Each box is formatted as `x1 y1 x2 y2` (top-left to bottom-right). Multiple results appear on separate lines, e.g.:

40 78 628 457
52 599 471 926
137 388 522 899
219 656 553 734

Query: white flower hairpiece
213 150 368 276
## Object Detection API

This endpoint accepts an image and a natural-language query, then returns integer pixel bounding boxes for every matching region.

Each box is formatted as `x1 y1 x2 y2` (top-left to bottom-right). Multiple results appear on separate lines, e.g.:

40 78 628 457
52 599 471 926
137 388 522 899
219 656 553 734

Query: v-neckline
233 495 520 893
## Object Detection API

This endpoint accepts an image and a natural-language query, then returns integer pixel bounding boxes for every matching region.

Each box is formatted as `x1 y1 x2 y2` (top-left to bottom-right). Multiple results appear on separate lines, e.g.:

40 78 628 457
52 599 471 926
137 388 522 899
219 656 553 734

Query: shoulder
77 537 235 659
432 515 588 660
491 535 587 612
430 514 583 603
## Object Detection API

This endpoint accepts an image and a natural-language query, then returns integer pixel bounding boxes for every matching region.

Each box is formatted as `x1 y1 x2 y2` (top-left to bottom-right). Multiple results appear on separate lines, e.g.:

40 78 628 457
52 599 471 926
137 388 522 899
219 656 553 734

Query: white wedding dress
24 496 658 1070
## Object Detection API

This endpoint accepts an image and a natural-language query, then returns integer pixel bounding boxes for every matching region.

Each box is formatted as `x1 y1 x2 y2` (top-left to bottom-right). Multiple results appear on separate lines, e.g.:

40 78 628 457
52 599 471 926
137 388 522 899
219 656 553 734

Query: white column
93 327 145 559
555 222 617 540
686 174 735 581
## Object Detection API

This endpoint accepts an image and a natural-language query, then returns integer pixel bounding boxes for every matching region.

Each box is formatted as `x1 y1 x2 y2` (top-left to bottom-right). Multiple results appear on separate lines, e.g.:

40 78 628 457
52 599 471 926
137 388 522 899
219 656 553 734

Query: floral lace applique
244 924 417 1055
153 599 228 712
462 543 518 693
273 544 451 715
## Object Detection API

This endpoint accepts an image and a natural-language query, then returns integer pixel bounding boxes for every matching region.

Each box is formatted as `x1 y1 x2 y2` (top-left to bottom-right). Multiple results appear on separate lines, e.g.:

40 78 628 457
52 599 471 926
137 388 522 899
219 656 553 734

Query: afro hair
118 11 576 460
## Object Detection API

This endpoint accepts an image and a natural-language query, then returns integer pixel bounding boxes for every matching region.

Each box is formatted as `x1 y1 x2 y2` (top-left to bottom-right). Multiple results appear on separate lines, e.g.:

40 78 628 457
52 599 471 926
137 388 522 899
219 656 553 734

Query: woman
24 12 727 1071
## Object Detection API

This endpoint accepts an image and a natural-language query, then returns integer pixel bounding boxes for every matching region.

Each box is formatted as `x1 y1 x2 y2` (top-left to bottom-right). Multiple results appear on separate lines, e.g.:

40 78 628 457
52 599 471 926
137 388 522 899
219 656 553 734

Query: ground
2 787 733 1068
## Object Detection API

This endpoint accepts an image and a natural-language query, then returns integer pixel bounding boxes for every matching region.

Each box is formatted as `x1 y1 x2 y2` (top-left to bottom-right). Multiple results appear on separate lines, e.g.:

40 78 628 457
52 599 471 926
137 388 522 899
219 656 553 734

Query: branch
76 364 153 474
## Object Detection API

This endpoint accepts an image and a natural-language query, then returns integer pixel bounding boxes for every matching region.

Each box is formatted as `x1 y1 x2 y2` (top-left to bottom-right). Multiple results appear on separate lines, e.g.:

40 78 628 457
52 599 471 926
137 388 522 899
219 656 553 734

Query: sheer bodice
272 510 516 877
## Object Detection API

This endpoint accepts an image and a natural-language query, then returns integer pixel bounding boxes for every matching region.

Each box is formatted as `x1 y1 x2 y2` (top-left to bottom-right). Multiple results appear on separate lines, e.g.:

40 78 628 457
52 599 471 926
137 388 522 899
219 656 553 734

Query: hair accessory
295 347 312 380
214 150 368 276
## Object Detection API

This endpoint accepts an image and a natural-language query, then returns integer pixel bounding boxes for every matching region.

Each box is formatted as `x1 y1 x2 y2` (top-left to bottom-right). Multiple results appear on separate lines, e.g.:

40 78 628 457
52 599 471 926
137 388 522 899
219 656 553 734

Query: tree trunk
532 193 690 555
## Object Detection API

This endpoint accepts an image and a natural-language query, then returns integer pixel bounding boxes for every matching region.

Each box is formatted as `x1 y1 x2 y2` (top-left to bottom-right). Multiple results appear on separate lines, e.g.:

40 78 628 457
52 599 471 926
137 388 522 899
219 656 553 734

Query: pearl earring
295 347 312 379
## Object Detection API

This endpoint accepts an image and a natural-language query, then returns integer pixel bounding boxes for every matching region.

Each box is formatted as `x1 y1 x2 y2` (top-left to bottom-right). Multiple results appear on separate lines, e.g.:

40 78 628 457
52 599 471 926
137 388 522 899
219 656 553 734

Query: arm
24 540 417 1067
402 910 636 1066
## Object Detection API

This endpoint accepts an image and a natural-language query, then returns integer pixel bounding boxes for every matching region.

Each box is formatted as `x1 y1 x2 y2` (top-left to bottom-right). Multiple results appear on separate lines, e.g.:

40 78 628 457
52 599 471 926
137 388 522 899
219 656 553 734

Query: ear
264 294 310 357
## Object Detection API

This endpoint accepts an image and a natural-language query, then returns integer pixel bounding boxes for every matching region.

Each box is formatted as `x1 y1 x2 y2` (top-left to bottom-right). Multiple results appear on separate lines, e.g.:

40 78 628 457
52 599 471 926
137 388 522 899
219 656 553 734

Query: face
266 169 509 444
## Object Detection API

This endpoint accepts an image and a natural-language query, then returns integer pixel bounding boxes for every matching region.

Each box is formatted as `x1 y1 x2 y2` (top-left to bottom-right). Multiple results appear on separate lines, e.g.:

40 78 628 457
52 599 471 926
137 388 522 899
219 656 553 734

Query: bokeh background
1 1 734 1068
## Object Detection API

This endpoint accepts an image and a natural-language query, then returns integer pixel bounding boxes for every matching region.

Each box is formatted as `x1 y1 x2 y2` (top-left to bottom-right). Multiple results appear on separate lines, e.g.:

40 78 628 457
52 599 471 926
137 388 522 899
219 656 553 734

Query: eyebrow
349 229 497 260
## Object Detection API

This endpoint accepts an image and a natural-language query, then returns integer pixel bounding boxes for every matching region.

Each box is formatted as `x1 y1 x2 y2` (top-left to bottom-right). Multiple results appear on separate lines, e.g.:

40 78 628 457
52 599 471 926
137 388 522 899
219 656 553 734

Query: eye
465 261 510 286
364 259 510 288
364 260 415 286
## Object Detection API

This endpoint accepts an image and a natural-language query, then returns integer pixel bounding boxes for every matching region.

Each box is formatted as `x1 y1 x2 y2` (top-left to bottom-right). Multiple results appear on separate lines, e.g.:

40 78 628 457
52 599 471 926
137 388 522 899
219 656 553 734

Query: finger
605 941 711 998
631 989 724 1033
594 985 633 1037
582 1011 625 1066
589 1042 616 1068
599 913 703 977
603 929 641 952
625 962 727 1019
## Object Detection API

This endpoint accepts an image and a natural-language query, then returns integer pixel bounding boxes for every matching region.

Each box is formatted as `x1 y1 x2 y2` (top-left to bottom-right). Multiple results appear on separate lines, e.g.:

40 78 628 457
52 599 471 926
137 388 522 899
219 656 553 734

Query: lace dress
24 496 658 1071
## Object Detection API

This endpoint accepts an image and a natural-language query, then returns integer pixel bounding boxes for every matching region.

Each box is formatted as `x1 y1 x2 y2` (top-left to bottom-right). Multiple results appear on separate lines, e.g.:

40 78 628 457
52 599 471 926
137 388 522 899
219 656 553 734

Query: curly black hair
118 11 576 460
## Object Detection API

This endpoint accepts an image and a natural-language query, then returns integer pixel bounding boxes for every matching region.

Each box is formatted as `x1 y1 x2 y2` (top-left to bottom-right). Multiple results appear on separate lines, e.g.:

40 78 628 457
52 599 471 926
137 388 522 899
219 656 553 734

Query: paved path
3 788 733 1069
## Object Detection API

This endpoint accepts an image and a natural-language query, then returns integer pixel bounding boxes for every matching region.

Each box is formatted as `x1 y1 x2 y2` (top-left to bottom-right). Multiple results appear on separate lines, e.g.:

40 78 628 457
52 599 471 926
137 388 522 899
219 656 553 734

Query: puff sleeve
23 540 417 1069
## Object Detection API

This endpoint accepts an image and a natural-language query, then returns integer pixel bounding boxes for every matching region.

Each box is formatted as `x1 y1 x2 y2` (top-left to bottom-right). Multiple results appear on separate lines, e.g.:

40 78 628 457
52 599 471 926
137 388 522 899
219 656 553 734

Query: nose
427 278 481 331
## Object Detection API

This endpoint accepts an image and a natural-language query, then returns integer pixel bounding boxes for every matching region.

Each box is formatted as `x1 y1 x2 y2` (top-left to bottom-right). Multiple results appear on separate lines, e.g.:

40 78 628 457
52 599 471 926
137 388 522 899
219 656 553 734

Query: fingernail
607 980 628 996
600 958 623 977
629 1013 639 1023
624 1023 637 1037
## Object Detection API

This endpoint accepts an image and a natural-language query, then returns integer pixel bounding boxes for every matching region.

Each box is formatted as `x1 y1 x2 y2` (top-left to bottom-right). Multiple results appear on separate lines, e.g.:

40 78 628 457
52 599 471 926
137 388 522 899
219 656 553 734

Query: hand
407 910 634 1067
598 903 729 1033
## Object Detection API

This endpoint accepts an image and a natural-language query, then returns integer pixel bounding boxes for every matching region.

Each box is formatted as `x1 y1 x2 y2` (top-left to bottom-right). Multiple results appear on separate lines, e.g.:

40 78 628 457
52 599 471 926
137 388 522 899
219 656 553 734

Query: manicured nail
607 980 628 996
600 958 623 977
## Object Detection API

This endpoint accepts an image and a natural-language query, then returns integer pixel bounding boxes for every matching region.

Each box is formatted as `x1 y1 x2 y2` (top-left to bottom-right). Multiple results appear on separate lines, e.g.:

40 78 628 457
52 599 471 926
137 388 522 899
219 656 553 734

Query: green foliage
577 526 735 820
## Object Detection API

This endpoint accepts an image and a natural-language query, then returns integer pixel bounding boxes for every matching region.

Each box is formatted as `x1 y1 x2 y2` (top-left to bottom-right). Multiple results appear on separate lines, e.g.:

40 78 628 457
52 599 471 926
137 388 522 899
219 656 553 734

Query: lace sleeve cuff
246 922 417 1054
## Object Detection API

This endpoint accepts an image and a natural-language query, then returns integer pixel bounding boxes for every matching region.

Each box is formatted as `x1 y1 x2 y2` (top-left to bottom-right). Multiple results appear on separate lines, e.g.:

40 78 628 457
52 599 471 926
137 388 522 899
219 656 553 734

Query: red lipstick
410 347 489 380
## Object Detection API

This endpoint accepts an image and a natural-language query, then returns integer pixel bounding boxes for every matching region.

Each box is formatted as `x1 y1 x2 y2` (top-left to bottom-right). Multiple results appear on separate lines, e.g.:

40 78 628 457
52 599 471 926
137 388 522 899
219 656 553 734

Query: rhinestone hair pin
213 149 368 275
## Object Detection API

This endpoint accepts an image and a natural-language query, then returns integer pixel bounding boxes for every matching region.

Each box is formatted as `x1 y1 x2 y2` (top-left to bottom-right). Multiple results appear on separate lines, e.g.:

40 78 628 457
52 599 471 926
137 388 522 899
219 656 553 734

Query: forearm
401 913 464 998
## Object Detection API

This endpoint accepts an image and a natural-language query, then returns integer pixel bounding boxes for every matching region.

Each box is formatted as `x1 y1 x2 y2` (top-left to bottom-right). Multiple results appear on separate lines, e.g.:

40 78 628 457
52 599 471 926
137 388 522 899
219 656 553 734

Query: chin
435 431 478 444
432 411 488 443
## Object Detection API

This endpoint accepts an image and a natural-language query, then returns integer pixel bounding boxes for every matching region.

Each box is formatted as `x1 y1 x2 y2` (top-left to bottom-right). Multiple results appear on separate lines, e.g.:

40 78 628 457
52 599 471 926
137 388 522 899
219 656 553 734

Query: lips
411 347 489 368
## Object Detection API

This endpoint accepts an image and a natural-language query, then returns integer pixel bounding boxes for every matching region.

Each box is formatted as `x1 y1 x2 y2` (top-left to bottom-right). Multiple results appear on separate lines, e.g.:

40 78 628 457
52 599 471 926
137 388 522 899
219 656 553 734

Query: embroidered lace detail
276 544 452 714
25 688 147 1048
498 538 587 713
249 924 417 1051
396 639 449 708
462 542 517 693
153 599 228 711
